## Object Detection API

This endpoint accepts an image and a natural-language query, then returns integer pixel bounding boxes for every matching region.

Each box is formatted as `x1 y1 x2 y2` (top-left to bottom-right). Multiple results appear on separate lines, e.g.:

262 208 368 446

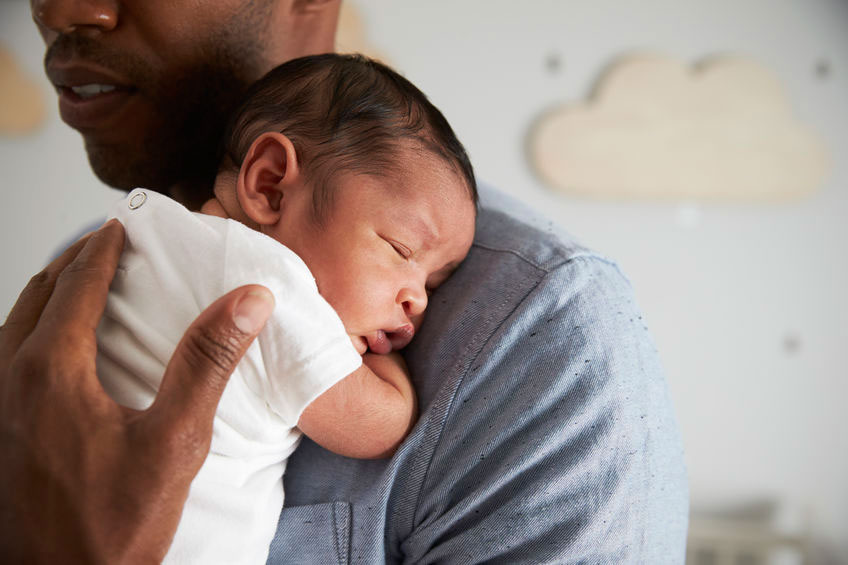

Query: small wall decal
528 54 829 201
0 43 46 135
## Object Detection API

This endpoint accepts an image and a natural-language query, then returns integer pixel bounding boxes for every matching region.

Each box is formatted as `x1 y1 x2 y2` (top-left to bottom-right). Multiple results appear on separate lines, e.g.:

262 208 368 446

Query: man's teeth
70 84 117 99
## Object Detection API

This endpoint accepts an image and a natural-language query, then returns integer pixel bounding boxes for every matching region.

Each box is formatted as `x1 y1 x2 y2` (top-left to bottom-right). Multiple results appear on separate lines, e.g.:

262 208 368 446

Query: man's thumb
151 285 274 440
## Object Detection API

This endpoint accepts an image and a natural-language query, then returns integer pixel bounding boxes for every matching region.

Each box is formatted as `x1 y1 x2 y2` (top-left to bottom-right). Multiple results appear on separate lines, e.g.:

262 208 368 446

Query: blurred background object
688 498 812 565
2 0 846 562
335 0 391 63
0 41 46 134
529 54 829 201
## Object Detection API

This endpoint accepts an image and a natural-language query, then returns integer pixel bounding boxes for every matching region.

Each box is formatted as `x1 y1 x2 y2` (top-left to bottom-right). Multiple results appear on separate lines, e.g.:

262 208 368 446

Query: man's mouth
67 83 119 99
47 61 133 96
55 84 135 132
47 63 137 131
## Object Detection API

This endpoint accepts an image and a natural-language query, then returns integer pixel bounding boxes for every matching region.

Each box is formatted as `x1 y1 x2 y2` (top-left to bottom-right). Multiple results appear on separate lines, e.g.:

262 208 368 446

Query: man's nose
31 0 119 35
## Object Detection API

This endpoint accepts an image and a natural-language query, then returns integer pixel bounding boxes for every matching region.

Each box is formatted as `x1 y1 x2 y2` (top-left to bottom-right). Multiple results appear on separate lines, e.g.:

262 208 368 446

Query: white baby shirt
96 189 362 564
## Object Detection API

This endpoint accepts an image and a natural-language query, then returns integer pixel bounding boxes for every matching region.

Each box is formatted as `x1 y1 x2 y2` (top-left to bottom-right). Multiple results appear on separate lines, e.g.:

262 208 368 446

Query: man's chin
85 145 149 192
85 138 185 194
85 140 217 207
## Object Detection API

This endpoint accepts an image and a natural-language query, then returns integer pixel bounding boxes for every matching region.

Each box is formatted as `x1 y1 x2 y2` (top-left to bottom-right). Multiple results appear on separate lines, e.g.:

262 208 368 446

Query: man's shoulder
409 185 641 409
398 186 688 562
472 184 597 274
462 184 634 322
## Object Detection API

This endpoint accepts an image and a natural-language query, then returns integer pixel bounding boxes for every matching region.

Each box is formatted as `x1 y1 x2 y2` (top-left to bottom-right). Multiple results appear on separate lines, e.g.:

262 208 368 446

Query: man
1 0 688 562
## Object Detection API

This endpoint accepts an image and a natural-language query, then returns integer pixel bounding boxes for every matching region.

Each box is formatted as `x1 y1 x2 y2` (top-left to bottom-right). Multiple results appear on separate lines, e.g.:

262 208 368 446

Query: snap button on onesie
128 190 147 210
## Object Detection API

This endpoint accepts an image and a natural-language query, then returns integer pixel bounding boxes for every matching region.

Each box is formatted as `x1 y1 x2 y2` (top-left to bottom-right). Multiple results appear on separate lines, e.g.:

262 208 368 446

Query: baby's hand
349 335 368 355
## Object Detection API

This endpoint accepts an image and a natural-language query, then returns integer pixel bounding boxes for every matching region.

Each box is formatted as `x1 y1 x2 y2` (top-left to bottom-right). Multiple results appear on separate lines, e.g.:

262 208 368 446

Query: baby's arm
297 353 418 459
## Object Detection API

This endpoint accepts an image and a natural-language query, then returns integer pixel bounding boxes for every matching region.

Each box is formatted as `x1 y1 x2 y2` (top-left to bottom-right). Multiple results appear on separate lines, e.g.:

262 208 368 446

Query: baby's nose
399 285 428 318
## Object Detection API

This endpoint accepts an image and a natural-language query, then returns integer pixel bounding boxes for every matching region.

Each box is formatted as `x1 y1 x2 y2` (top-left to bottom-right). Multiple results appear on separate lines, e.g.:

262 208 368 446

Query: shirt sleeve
220 220 362 427
399 256 689 564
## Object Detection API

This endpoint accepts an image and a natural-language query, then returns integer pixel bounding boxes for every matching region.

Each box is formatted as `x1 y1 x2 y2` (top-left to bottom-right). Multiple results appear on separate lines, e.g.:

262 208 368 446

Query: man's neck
168 180 215 212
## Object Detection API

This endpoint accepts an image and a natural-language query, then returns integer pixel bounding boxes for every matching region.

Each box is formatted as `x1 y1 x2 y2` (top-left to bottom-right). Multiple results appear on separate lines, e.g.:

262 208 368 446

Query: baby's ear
236 132 301 225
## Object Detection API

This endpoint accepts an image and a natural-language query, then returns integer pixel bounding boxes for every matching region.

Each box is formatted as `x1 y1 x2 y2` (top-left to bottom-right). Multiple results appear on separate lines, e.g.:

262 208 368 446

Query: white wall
2 0 847 561
0 1 125 316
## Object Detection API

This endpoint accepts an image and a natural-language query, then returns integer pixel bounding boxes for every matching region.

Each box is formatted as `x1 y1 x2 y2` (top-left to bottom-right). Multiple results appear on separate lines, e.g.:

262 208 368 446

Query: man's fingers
151 285 274 456
38 219 125 330
26 220 125 372
0 229 94 371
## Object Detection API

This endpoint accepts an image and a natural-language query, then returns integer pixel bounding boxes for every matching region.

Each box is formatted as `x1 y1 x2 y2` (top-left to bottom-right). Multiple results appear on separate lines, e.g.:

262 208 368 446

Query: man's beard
85 60 252 207
46 30 268 207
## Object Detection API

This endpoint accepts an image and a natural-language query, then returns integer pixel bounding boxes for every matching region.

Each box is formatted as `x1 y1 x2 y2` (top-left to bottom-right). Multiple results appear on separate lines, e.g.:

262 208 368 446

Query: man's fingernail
233 288 274 334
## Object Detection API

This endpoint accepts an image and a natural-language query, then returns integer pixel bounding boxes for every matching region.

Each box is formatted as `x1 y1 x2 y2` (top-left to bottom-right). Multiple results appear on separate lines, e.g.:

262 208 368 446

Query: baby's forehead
379 150 475 203
317 144 476 238
377 176 474 228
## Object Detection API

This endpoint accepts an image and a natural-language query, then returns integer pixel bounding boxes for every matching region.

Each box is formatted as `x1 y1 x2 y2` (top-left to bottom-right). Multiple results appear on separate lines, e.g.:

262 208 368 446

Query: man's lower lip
57 87 135 131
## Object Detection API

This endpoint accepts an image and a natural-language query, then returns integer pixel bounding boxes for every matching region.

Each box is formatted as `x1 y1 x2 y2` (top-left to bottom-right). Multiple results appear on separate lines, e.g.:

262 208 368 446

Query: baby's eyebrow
398 210 438 245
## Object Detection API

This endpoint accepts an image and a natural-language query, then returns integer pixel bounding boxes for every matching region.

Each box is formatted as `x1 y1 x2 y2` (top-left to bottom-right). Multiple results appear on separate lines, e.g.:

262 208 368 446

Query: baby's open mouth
357 324 416 355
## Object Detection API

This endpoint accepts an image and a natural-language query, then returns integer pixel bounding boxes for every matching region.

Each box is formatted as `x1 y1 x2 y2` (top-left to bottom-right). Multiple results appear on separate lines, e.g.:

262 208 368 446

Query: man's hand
0 220 274 563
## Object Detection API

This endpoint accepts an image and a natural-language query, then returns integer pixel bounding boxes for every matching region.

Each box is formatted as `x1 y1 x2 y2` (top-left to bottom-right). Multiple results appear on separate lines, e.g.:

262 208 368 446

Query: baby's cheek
331 290 373 328
410 312 425 332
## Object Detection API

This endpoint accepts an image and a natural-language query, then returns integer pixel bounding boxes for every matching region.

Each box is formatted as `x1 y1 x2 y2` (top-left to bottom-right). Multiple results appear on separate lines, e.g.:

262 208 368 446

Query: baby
96 54 477 564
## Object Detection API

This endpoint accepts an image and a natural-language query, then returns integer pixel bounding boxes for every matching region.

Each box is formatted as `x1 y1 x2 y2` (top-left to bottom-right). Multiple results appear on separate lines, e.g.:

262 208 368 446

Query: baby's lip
387 324 415 350
365 324 415 355
366 331 392 355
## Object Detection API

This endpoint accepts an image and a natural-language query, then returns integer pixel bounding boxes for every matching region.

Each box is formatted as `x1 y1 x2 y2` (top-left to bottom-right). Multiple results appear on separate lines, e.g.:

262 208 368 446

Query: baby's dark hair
218 53 477 220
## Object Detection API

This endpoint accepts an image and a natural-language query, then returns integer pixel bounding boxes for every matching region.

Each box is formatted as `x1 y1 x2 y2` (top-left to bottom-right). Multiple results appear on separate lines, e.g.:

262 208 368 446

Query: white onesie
96 189 362 564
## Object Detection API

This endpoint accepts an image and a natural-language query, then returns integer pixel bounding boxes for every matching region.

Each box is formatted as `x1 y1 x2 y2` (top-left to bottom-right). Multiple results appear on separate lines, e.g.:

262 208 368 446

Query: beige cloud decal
0 43 46 135
529 54 829 201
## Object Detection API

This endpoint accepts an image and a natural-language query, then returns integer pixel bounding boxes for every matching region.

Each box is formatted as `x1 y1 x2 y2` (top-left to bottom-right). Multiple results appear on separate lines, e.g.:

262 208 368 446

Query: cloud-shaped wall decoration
529 54 829 201
0 43 46 135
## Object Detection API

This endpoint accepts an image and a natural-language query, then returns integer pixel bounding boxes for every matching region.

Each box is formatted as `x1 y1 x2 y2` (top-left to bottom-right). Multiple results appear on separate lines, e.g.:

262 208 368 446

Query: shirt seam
332 502 343 564
471 240 615 274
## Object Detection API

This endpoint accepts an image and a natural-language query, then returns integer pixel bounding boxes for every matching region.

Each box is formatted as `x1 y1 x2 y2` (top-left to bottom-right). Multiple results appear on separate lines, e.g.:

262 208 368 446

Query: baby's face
272 151 476 355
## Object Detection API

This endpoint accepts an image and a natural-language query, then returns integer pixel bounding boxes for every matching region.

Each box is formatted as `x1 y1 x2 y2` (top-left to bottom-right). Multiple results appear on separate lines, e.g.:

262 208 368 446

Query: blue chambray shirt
268 186 689 564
